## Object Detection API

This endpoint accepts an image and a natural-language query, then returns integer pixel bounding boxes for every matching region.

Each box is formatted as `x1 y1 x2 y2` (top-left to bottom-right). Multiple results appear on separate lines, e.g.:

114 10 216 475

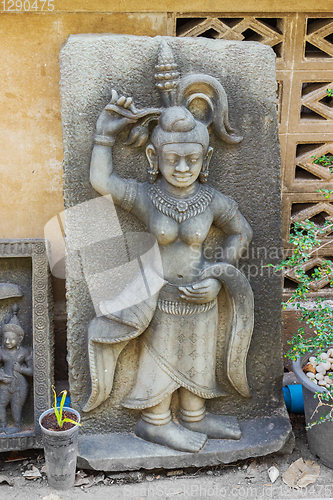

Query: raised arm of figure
90 91 137 204
212 191 253 265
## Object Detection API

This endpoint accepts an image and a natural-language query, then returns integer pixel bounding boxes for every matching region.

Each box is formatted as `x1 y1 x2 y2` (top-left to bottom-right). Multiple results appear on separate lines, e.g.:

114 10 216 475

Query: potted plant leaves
273 160 333 467
39 387 81 489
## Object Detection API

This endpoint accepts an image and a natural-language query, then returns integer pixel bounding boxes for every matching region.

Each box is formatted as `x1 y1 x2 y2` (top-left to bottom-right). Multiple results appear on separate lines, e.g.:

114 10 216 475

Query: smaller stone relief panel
0 240 53 451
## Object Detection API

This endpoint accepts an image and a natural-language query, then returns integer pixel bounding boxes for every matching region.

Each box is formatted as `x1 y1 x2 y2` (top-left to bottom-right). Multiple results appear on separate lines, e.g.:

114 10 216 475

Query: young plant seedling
52 386 82 428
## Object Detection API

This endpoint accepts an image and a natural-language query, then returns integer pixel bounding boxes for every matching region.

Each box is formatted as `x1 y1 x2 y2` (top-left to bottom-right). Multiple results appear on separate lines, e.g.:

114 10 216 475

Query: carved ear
199 146 213 184
146 144 158 168
203 146 213 168
177 74 243 144
146 144 159 183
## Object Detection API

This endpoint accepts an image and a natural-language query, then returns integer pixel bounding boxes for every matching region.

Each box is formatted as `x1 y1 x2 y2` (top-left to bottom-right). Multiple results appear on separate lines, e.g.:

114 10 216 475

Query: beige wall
0 12 167 238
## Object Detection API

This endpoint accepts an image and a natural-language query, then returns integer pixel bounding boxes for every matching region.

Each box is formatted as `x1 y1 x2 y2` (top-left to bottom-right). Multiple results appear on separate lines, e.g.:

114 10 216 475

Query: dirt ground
1 414 333 500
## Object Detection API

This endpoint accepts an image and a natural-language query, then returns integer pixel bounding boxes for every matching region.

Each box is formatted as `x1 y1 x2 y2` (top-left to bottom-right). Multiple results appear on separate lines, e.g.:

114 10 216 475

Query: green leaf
62 417 82 427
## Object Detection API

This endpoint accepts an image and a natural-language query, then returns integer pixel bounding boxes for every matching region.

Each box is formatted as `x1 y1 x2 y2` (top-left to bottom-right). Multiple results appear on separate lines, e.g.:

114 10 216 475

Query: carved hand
0 372 12 384
95 89 137 137
179 278 221 304
13 362 21 374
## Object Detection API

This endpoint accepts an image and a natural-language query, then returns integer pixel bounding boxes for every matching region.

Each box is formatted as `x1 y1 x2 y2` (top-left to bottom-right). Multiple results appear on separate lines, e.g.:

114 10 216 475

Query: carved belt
157 298 217 316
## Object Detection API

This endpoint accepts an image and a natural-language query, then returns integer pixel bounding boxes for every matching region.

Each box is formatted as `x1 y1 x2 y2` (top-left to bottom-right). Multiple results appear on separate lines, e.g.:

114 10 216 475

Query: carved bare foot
180 413 241 440
134 418 207 453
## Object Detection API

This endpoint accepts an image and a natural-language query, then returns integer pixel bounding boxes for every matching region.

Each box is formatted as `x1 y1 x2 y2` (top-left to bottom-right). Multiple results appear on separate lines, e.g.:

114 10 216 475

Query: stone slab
0 240 53 451
60 34 288 465
77 415 292 471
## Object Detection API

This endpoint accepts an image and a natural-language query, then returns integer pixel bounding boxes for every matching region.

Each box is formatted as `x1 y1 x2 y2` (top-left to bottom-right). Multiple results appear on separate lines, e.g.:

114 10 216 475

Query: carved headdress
2 304 24 344
106 39 242 152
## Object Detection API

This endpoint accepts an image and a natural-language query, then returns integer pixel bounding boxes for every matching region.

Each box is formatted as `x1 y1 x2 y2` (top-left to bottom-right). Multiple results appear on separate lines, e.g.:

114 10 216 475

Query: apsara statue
0 304 33 435
84 40 254 453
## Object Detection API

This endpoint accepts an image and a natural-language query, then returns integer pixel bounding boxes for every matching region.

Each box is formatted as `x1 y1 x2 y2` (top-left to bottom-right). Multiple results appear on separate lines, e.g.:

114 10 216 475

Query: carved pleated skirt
122 296 225 410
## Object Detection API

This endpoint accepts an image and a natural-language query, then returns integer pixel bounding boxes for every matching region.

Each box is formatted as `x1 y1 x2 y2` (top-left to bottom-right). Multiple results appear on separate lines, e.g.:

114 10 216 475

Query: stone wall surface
60 35 284 438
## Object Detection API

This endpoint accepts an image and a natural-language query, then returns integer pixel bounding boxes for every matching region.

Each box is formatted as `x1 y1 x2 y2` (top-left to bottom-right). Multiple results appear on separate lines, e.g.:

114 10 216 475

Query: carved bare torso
0 347 32 394
126 180 240 286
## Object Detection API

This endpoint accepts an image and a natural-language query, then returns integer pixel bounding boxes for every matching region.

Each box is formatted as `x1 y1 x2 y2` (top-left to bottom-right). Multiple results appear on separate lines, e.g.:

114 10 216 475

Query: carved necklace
148 183 214 223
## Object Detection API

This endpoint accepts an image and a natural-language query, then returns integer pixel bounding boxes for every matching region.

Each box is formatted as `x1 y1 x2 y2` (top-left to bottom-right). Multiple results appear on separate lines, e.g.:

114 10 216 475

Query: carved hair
2 324 24 345
151 106 209 152
123 41 242 150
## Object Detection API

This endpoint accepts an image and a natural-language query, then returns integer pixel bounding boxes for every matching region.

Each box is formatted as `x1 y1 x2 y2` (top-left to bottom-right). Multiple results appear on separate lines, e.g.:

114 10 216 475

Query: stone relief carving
0 304 33 435
0 240 53 451
84 40 254 453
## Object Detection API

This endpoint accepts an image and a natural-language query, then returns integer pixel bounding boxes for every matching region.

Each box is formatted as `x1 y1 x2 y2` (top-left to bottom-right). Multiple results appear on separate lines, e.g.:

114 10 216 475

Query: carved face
3 331 19 350
159 143 204 188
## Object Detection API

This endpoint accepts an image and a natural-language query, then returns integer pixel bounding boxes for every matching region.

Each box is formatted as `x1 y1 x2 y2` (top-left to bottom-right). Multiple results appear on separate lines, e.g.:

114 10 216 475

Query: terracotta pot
293 353 333 469
39 407 80 490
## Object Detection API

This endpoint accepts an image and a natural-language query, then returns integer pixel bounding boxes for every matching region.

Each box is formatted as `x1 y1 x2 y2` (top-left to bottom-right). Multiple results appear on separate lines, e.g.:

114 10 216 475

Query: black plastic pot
39 407 80 490
293 353 333 469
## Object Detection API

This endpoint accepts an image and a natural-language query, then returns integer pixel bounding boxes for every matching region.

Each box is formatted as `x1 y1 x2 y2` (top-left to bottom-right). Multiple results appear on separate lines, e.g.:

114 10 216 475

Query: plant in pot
274 155 333 467
39 387 81 490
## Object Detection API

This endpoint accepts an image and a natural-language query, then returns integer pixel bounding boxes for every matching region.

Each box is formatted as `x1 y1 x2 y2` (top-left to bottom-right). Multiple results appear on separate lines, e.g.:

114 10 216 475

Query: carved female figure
0 305 33 434
84 41 254 453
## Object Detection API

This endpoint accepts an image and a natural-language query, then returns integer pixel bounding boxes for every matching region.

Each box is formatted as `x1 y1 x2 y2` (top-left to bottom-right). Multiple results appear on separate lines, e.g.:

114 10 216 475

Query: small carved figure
84 40 254 453
0 304 33 434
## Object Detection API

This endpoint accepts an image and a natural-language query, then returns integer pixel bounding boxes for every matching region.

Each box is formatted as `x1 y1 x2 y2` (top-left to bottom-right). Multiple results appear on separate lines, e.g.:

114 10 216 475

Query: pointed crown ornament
2 303 24 344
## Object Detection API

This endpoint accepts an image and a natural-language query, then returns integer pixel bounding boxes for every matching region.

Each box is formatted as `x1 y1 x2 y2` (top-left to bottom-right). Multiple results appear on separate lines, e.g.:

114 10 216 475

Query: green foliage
52 386 81 428
317 189 333 200
275 218 333 360
312 151 333 198
272 183 333 426
312 154 333 169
